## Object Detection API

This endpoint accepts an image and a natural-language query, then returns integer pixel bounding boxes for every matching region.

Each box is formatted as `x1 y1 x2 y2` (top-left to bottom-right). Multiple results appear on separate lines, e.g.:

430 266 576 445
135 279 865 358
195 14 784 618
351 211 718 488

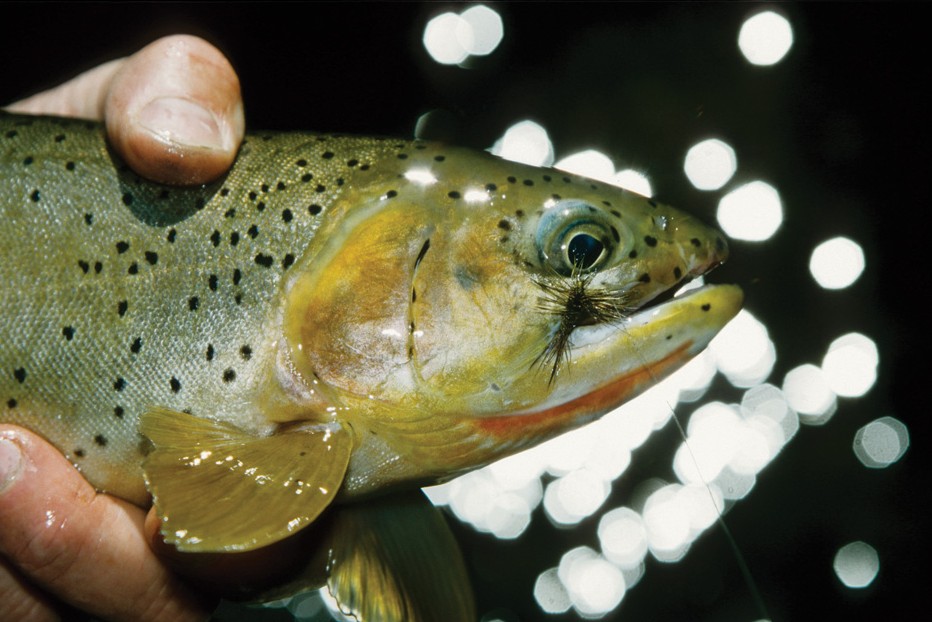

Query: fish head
281 145 742 490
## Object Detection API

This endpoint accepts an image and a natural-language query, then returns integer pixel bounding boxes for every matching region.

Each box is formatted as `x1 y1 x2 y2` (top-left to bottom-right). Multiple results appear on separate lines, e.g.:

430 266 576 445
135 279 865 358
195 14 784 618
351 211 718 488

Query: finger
0 561 58 622
5 59 124 119
0 426 214 622
104 35 245 185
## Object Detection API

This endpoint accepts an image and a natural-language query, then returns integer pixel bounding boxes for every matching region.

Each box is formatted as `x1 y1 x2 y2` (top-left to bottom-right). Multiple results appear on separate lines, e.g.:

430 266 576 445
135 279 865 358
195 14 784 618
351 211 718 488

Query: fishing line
630 327 772 622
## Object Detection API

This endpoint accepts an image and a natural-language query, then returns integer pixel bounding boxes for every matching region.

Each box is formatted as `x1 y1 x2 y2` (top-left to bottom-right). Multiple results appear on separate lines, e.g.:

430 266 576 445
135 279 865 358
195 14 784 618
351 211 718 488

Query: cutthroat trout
0 111 740 560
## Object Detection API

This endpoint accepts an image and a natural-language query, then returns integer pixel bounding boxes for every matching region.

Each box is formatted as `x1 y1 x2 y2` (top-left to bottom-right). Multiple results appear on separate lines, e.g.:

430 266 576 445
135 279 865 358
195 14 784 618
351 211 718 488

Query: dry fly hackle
532 266 636 384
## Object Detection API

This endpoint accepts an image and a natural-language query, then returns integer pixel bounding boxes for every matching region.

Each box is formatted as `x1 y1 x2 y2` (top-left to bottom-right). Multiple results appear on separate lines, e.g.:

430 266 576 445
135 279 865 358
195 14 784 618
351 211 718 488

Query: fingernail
0 437 24 494
137 96 226 151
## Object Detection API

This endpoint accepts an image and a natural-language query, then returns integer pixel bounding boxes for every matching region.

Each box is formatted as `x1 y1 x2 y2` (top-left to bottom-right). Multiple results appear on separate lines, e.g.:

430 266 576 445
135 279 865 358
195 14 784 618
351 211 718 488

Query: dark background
2 3 927 621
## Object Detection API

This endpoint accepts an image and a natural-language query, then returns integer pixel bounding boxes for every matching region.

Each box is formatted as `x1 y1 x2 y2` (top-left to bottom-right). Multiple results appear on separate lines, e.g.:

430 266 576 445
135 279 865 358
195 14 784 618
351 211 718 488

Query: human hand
6 34 245 185
0 35 246 622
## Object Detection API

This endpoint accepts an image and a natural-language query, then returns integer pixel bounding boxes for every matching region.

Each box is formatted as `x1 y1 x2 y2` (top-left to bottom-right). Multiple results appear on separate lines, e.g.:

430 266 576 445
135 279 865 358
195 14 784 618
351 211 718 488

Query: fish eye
536 199 626 276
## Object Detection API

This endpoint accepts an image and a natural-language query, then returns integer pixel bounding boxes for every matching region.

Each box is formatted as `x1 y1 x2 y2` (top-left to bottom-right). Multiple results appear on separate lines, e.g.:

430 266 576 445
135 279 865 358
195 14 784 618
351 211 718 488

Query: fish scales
0 113 413 504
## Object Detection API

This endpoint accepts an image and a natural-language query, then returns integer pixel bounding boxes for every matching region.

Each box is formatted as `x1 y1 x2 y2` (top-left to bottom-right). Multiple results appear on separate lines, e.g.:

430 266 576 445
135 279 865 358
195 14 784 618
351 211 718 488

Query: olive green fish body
1 111 741 556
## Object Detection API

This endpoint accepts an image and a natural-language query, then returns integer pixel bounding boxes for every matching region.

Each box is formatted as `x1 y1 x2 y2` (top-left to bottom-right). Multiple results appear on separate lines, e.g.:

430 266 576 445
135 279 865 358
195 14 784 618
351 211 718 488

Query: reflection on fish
0 112 741 619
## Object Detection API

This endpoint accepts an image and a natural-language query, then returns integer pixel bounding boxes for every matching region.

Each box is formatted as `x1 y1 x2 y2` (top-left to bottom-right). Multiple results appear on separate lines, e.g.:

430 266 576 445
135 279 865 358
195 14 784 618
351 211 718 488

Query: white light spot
598 507 648 569
403 168 437 185
534 567 571 614
809 236 866 290
555 149 615 183
642 484 692 558
684 139 737 190
739 11 794 66
460 5 504 56
821 332 878 397
464 188 489 203
611 169 653 197
783 364 838 425
544 468 610 526
709 308 776 387
489 120 554 166
714 466 757 501
854 416 909 468
741 383 799 446
569 556 626 616
717 181 783 241
834 541 880 588
423 13 471 65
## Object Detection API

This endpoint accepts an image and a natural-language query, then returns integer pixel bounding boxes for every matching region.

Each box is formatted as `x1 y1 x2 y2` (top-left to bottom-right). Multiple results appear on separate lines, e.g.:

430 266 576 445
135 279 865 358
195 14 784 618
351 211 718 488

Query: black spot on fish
208 274 218 291
94 261 102 274
610 210 621 218
701 303 711 311
507 176 517 183
113 377 125 391
486 183 497 192
282 254 295 270
296 159 307 167
498 220 511 231
127 262 139 275
220 188 230 197
309 204 322 215
397 153 408 160
674 266 682 279
167 229 177 243
434 155 445 162
223 369 236 383
257 201 266 212
206 344 215 361
248 225 259 238
552 194 562 201
255 253 274 268
30 190 40 202
114 406 124 418
261 184 269 193
648 199 658 208
448 191 461 199
23 156 33 165
385 190 398 199
347 158 358 167
276 182 286 191
94 435 107 447
240 345 252 361
639 273 651 283
84 213 93 225
715 237 726 252
515 209 525 218
62 326 75 341
144 251 158 265
234 294 243 305
322 151 335 159
188 296 200 311
66 161 75 171
629 250 638 259
224 208 236 218
415 238 431 269
117 300 128 317
116 241 129 254
282 209 293 223
523 179 534 186
230 231 240 246
249 191 258 200
54 134 65 143
232 269 242 285
5 130 17 138
210 230 221 247
170 377 181 393
690 238 702 247
610 226 621 243
301 173 313 182
7 398 17 408
13 368 26 384
74 449 85 458
78 260 90 274
644 236 658 247
315 184 326 193
543 175 552 182
130 337 142 354
122 193 133 206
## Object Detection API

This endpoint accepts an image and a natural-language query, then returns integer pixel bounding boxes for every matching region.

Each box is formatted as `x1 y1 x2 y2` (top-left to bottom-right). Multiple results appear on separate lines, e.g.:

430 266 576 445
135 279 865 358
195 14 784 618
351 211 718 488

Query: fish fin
140 408 351 553
319 490 476 622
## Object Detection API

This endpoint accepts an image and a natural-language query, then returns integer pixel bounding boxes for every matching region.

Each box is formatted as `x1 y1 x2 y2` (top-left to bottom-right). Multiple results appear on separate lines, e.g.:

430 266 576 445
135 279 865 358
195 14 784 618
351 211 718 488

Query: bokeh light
684 138 737 190
853 416 910 469
810 236 866 290
783 364 838 425
612 169 653 197
555 149 616 183
834 541 880 588
423 5 503 65
738 11 794 66
709 309 776 387
598 507 649 569
821 332 878 397
717 181 783 241
489 120 555 166
534 567 571 614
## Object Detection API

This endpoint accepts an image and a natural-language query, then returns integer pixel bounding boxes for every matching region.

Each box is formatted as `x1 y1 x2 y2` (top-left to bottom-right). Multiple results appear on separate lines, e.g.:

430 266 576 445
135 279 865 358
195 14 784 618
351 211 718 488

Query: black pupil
567 233 604 269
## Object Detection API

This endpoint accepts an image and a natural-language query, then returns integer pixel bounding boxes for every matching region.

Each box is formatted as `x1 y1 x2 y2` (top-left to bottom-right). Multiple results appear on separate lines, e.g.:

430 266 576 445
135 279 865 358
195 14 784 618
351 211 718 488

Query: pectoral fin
140 408 351 553
319 490 476 622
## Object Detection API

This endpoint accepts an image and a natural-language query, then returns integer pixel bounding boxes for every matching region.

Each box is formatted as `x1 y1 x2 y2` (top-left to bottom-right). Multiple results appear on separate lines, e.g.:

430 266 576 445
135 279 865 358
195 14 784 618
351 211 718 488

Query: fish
0 111 741 617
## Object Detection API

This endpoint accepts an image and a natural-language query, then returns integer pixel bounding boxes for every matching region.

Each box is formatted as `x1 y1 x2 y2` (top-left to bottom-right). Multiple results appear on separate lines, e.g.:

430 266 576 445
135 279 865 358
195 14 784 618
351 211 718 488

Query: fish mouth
535 282 743 412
